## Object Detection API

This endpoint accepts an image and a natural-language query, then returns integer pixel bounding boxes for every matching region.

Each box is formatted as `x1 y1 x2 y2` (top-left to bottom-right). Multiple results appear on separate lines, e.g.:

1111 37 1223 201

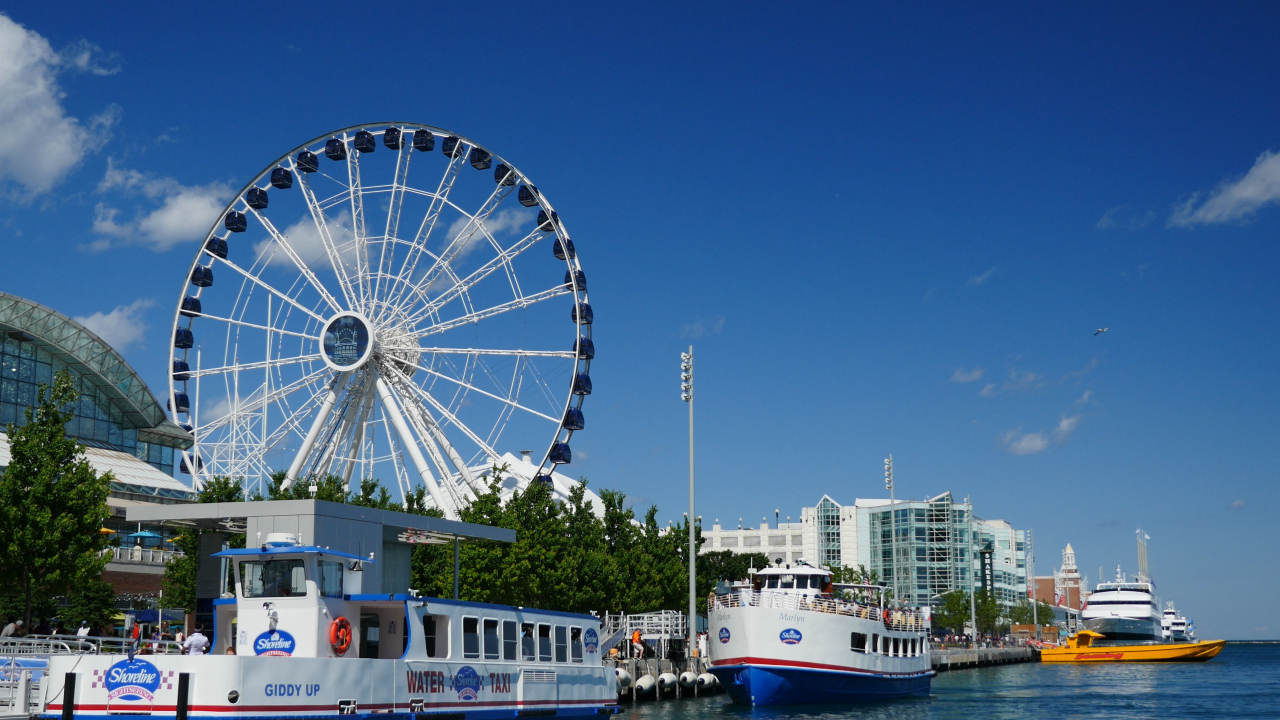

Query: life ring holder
330 616 353 656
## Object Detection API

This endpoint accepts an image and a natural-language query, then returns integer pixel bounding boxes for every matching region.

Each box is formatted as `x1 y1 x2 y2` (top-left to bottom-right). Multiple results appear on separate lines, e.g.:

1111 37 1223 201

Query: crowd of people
0 617 215 654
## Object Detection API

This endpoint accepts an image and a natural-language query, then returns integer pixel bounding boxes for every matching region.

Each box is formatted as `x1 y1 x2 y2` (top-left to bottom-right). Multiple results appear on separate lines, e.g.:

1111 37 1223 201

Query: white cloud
59 39 120 76
969 267 996 285
1003 430 1048 455
0 14 117 196
73 298 154 350
443 207 534 262
1054 415 1081 441
980 368 1045 397
979 383 997 397
92 160 231 251
253 209 355 269
680 315 726 339
1229 499 1245 509
952 367 984 383
1076 390 1094 405
1170 150 1280 226
1097 205 1153 230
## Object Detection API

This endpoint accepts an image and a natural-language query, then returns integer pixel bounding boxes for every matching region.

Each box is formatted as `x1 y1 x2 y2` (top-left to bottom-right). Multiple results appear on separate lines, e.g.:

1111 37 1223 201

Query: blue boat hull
708 664 932 706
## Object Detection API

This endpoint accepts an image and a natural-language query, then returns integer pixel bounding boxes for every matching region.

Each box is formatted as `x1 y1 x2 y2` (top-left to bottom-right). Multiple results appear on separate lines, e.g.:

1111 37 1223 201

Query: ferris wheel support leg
283 372 351 491
376 375 456 519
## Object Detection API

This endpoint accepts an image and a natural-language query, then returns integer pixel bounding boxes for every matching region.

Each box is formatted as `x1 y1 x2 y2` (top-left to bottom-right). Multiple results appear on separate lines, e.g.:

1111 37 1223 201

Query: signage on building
980 543 994 595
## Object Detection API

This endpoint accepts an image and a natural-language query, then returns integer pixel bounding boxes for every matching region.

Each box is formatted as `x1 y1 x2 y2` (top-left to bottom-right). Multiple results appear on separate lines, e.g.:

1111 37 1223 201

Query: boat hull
1041 639 1226 663
709 663 930 706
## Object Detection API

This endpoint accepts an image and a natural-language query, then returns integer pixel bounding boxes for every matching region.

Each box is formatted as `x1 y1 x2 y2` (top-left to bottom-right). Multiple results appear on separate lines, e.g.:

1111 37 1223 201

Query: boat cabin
751 561 834 597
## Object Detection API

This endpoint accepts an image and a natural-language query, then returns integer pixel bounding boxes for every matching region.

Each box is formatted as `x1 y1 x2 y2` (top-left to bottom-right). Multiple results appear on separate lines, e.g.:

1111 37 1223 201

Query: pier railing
709 591 929 631
102 546 185 565
3 635 186 656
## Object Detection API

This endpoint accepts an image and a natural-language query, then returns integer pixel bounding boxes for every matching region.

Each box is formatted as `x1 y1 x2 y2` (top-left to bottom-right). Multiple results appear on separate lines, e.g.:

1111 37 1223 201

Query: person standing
75 621 91 637
173 626 185 646
1 619 22 637
184 626 210 655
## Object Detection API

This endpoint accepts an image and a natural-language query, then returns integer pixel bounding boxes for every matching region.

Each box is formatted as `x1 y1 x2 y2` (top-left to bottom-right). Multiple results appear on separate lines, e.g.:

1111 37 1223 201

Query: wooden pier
931 646 1038 671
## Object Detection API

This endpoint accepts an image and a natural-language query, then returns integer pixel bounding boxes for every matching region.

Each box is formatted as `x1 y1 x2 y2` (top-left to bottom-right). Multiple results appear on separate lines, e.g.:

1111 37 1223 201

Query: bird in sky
1094 328 1109 336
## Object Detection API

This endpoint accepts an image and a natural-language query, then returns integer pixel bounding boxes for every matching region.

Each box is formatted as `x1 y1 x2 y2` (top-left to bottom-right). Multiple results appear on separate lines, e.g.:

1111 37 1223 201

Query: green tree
1009 599 1058 626
64 576 118 633
0 370 111 626
933 589 971 633
162 475 246 613
974 588 1001 635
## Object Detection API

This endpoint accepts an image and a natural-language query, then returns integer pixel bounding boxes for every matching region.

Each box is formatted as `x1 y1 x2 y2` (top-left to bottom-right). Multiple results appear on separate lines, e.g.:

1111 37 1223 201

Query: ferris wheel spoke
389 178 517 320
344 135 372 310
386 147 469 321
188 311 320 343
189 353 322 379
374 136 413 307
401 358 558 423
295 165 361 310
401 226 548 327
391 377 476 506
246 205 345 314
417 285 573 338
393 372 503 465
380 346 576 359
199 365 330 435
211 255 330 324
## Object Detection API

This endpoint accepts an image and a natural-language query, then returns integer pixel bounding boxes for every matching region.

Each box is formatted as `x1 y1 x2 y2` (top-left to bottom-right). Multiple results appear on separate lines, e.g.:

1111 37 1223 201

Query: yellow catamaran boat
1040 630 1226 663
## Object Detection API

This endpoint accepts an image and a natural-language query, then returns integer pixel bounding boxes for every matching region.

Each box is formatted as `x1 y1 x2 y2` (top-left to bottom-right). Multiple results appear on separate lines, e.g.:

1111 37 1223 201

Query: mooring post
62 673 76 720
176 673 190 720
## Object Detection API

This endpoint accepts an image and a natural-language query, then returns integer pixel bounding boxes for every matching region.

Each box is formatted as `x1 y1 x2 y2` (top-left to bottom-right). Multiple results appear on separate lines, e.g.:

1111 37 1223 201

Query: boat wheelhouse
39 500 616 720
707 561 932 706
1081 566 1162 644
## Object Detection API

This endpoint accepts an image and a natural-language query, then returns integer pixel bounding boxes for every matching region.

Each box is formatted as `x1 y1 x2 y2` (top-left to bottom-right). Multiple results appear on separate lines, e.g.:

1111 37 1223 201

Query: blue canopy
128 531 163 539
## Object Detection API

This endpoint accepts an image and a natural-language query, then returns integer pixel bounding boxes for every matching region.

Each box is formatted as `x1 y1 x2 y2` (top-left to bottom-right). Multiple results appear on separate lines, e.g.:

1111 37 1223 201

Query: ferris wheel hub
321 312 375 371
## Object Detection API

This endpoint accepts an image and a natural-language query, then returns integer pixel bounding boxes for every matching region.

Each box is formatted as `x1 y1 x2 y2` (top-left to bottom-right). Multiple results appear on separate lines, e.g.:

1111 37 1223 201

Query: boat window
766 576 779 589
422 614 448 658
484 619 500 660
882 636 890 656
850 632 867 652
521 623 536 661
794 575 808 589
503 620 517 660
463 617 480 659
240 559 306 598
554 625 568 663
318 560 343 598
571 627 583 663
779 575 795 589
871 634 878 653
538 624 552 663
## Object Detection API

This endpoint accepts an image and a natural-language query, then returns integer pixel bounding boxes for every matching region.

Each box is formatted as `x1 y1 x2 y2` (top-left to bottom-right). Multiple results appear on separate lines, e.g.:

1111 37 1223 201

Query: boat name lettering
778 613 805 623
406 670 449 694
779 628 803 645
1076 652 1124 660
489 672 512 694
265 684 320 697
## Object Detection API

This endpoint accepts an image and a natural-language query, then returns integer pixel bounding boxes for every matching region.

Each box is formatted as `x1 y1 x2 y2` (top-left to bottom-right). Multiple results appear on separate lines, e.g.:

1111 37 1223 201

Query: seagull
1094 328 1109 336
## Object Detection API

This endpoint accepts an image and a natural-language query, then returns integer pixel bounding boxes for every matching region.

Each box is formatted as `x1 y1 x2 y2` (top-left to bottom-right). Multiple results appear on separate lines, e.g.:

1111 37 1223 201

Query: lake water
622 643 1280 719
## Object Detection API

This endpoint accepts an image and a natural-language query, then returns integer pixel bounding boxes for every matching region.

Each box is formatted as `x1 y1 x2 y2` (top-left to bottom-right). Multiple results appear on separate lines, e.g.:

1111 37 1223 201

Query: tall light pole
1028 528 1038 640
680 347 696 666
967 495 977 646
884 455 896 604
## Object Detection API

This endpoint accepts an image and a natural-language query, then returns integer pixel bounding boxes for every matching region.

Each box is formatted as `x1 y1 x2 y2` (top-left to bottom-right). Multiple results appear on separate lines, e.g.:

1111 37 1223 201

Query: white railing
0 668 40 716
2 635 186 657
710 590 930 631
603 610 686 639
102 547 185 565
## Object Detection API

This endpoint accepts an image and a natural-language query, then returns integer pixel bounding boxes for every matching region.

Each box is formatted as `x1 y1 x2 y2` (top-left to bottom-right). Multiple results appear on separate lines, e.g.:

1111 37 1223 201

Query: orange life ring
330 616 353 656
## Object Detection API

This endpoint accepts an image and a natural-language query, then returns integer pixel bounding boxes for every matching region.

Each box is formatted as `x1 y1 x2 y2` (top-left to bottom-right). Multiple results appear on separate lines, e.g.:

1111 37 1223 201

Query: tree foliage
1008 599 1058 626
0 371 110 625
974 588 1001 635
933 589 971 633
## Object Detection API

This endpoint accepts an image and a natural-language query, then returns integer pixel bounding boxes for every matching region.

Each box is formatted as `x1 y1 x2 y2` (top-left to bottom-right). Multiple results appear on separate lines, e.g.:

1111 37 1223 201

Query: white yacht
1081 565 1162 643
1161 602 1192 643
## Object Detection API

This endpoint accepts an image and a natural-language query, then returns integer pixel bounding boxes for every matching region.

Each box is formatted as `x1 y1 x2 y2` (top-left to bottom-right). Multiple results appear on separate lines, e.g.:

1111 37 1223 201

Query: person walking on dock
184 626 209 655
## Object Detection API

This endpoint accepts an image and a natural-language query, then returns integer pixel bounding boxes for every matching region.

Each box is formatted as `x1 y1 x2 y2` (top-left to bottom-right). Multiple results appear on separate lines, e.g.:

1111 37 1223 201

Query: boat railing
709 590 929 631
3 635 186 656
102 546 185 565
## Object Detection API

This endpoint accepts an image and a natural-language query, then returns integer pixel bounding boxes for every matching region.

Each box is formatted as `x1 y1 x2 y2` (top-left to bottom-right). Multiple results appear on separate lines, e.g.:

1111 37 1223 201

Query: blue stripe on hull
707 665 931 706
41 709 613 720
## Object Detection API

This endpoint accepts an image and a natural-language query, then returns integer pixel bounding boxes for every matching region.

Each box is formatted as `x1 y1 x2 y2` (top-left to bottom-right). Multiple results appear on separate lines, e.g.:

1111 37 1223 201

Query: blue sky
2 3 1278 638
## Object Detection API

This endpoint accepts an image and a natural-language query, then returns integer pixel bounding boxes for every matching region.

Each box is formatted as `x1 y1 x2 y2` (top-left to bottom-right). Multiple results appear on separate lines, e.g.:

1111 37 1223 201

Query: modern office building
0 293 196 597
701 490 1029 612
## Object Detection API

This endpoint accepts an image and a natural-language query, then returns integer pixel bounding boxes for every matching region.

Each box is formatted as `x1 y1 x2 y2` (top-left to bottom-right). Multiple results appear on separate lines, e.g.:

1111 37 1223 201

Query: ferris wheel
166 123 593 519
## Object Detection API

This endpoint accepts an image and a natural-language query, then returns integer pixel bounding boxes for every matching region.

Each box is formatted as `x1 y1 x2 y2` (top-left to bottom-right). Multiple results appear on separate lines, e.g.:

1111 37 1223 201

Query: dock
931 646 1038 671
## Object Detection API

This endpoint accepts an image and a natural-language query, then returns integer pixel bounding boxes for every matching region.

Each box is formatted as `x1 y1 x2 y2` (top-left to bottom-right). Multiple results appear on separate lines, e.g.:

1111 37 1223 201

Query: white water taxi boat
39 502 616 720
706 562 932 706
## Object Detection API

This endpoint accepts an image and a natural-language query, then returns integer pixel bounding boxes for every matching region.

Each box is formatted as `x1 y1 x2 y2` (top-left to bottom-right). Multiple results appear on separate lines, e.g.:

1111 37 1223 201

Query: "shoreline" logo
454 667 483 701
104 659 161 702
255 629 297 656
779 628 803 645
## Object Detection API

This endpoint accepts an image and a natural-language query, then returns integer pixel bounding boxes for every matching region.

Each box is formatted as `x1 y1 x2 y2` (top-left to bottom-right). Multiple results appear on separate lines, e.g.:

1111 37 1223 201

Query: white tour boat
1161 602 1192 643
39 515 616 720
1081 565 1162 643
707 561 932 706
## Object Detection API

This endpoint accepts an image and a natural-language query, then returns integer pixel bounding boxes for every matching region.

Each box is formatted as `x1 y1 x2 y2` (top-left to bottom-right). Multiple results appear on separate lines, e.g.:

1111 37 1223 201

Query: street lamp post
680 348 696 668
884 455 896 604
967 495 977 647
1028 528 1038 641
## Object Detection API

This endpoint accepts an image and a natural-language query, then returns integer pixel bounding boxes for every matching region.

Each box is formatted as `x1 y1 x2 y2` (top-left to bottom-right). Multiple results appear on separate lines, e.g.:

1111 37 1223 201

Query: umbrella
98 528 116 534
127 531 162 539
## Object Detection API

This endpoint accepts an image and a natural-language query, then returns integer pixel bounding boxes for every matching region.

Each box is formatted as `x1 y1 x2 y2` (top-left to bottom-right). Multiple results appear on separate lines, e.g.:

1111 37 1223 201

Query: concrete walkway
932 646 1038 671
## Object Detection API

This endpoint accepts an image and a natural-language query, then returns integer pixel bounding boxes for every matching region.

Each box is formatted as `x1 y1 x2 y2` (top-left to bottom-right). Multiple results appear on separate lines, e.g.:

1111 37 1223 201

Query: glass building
859 492 975 607
0 293 196 503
